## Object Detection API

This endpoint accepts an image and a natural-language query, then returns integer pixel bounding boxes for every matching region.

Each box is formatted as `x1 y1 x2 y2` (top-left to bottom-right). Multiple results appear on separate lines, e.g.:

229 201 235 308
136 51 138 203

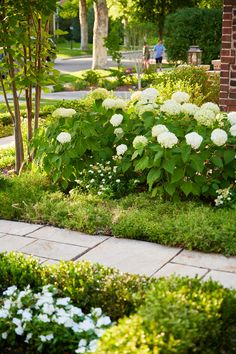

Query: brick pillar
220 0 236 112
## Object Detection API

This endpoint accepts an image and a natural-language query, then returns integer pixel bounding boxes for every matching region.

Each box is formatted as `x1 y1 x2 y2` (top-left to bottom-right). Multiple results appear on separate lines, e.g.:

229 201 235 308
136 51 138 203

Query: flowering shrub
0 282 107 354
0 284 111 353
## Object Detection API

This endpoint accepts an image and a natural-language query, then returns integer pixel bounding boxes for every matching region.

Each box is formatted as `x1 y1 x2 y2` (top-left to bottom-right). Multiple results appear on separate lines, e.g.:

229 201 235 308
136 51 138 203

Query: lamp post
69 25 74 50
187 45 202 66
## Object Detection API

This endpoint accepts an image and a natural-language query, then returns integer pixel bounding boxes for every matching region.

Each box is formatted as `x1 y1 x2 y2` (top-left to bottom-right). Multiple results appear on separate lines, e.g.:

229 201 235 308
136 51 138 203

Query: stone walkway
0 219 236 289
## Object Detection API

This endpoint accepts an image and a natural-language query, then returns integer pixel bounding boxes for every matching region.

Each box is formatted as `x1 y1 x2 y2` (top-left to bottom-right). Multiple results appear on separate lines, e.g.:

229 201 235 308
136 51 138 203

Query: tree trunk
79 0 88 50
92 0 108 69
123 17 129 48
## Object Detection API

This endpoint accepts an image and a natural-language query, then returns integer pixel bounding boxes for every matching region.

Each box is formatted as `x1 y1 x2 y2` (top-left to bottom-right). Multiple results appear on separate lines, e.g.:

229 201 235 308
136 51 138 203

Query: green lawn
56 42 92 59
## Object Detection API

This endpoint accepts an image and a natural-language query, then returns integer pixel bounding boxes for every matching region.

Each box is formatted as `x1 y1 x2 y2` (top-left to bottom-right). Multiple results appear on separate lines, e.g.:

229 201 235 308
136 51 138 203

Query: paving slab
0 220 43 236
172 250 236 273
21 239 88 261
29 225 109 248
0 235 36 252
79 237 181 276
153 262 208 279
203 270 236 289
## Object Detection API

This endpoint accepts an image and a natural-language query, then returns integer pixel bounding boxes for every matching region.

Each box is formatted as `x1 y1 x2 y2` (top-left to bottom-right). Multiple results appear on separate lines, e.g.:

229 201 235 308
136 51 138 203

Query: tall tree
92 0 108 68
134 0 197 40
0 0 57 173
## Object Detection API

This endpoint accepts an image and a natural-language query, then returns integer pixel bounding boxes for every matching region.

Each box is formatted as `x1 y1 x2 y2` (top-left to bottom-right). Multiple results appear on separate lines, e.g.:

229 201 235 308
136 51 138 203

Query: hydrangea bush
33 88 236 200
0 284 111 354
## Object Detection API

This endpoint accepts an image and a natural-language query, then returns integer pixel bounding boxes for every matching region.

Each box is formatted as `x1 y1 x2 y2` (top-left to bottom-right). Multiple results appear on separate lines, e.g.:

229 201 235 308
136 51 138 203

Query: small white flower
116 179 121 183
201 102 220 115
0 309 9 318
211 128 228 146
21 309 32 322
56 132 71 144
152 124 169 138
52 108 76 118
2 332 8 339
131 91 142 102
13 318 22 327
88 339 99 352
3 285 17 296
38 314 50 323
116 144 127 156
114 127 123 136
25 333 33 343
157 132 178 148
97 316 111 327
15 326 24 336
98 191 102 195
79 339 87 347
160 100 182 115
56 297 70 306
92 308 102 317
133 135 148 149
229 124 236 136
110 114 123 127
185 132 203 150
171 91 190 104
39 333 54 342
75 348 86 354
228 112 236 125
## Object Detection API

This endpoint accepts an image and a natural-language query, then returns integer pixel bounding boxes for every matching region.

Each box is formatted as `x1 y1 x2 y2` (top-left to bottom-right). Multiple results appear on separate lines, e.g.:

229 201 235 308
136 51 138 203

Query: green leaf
181 181 193 196
147 168 161 190
211 156 223 168
223 150 235 164
162 159 175 174
121 161 131 173
171 168 184 184
135 156 149 171
191 156 205 172
164 183 176 196
181 145 191 163
131 150 139 160
154 151 163 164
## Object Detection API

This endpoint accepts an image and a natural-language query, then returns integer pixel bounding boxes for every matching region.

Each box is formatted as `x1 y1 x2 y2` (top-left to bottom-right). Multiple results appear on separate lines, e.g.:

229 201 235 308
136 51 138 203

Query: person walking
153 40 165 72
142 42 150 71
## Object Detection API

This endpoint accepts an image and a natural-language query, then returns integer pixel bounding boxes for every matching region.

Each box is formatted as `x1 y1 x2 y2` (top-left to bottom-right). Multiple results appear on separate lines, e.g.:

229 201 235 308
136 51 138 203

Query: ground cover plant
0 253 235 353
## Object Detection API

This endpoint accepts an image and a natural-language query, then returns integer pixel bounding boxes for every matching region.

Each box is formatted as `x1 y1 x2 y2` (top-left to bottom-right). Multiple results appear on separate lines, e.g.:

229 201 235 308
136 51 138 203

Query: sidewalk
0 219 236 289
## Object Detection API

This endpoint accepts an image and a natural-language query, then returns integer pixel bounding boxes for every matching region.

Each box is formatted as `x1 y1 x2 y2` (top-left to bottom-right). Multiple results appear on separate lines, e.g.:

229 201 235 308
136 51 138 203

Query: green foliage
0 253 153 320
104 23 122 67
164 8 222 64
97 277 236 353
82 70 100 85
0 148 15 170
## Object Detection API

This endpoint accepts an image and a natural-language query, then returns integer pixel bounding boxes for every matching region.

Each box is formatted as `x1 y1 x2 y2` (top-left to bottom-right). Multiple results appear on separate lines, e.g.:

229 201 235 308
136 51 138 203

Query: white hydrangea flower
181 103 199 116
114 127 123 136
110 114 123 127
228 112 236 126
157 132 178 148
152 124 169 138
3 286 17 296
185 132 203 150
131 91 142 102
89 88 110 100
52 108 76 118
229 124 236 136
116 144 127 156
102 98 126 110
133 135 148 149
201 102 220 115
141 87 159 103
2 332 8 339
194 109 215 126
56 132 71 144
171 91 190 104
211 128 228 146
138 102 158 115
160 100 182 115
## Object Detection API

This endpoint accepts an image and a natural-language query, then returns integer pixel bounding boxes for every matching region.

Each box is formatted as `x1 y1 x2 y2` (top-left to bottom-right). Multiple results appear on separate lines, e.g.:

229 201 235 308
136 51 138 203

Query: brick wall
220 0 236 111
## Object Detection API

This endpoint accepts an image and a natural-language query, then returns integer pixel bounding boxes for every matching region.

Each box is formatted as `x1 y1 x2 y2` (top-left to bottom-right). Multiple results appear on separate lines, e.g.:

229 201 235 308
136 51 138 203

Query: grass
56 42 92 59
0 172 235 256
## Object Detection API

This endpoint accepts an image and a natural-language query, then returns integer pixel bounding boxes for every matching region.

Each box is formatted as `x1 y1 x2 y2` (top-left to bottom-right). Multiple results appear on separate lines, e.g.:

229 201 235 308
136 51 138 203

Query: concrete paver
79 237 182 276
21 239 88 261
0 220 43 236
172 250 236 273
29 225 109 248
153 262 208 279
204 270 236 289
0 235 36 252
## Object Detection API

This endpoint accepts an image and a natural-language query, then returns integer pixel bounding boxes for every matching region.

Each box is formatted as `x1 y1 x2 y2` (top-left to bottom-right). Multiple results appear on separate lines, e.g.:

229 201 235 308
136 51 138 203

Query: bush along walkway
0 219 236 289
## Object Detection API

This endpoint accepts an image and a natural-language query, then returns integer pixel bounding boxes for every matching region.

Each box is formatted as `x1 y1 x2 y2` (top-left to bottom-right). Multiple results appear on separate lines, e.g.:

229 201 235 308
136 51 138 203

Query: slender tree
0 0 57 173
92 0 108 68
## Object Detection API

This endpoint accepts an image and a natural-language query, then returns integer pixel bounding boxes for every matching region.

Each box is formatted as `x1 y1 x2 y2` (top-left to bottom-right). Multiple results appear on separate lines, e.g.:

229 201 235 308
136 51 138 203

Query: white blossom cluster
136 101 158 115
130 91 142 102
56 132 72 144
230 124 236 137
171 91 190 104
181 103 199 116
0 284 111 353
52 108 76 118
210 128 228 146
228 112 236 126
133 135 148 149
110 114 123 127
141 88 159 103
194 109 216 127
185 132 203 150
102 98 126 110
114 127 124 136
157 131 178 148
89 88 110 101
116 144 128 156
160 100 182 115
201 102 220 115
214 187 232 206
151 124 169 138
